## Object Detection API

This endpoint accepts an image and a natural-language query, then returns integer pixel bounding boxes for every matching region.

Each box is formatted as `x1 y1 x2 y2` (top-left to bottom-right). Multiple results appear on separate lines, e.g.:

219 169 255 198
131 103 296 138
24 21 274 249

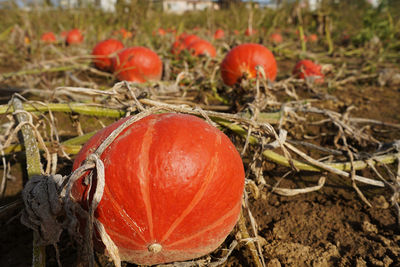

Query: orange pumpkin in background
40 32 57 44
187 39 216 58
213 29 225 39
220 43 277 86
113 47 163 83
66 29 84 45
244 28 257 36
293 59 324 84
308 34 318 43
269 33 283 44
92 39 124 72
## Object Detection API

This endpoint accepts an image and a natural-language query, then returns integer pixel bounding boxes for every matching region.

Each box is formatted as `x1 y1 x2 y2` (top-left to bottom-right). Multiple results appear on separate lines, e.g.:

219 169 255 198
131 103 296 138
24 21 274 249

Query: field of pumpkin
1 1 400 266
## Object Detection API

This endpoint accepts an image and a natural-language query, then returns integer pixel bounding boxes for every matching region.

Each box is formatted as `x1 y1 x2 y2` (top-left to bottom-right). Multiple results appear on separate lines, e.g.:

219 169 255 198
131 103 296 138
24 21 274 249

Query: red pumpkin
308 34 318 43
181 34 200 47
269 33 283 44
213 29 225 39
244 28 257 36
220 43 277 86
72 113 245 265
92 39 124 72
293 59 324 83
171 34 200 55
113 47 163 83
66 29 84 45
187 39 216 58
171 40 186 55
60 31 68 39
341 33 351 46
153 28 166 36
113 28 133 39
40 32 57 43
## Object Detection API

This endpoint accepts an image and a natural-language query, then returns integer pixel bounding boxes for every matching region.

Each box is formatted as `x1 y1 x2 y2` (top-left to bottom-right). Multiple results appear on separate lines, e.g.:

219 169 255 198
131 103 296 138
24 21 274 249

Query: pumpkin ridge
165 201 241 249
246 47 253 77
105 224 147 248
160 138 221 243
137 117 157 241
103 185 147 243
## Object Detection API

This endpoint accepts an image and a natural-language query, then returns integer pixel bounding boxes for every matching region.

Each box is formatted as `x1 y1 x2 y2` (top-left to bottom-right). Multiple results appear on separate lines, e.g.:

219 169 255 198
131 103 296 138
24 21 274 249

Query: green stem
1 64 89 80
0 103 126 118
12 98 46 267
216 118 399 173
3 131 96 155
237 211 263 267
299 26 307 53
61 131 96 145
325 17 334 55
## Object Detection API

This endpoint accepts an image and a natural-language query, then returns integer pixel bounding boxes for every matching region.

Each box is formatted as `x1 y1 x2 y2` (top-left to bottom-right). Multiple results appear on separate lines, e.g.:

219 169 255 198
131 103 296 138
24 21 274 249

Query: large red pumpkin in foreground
92 39 124 72
72 113 245 265
113 47 163 83
220 43 277 86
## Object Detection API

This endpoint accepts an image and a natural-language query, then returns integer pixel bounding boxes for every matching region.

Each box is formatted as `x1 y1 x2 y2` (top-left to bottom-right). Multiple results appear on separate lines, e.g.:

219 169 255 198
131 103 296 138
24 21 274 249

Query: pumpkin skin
214 29 225 39
153 28 166 36
293 59 324 84
269 33 283 44
60 31 68 39
244 28 257 36
92 39 124 72
220 43 277 86
66 29 84 45
187 39 216 58
113 47 163 83
40 32 57 43
171 34 200 55
113 28 133 39
171 40 186 55
182 34 200 47
71 113 245 265
308 34 318 43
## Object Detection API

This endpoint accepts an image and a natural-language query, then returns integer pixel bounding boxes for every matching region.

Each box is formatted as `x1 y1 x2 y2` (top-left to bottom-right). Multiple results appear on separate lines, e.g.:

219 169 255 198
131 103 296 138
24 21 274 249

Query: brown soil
1 65 400 267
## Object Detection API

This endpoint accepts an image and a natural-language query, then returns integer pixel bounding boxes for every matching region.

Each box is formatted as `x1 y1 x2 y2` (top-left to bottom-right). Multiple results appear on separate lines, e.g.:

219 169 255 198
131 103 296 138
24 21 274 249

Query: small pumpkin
92 39 124 72
244 28 257 36
187 39 216 58
113 47 163 83
181 34 201 47
72 113 245 265
66 29 84 45
220 43 277 86
40 32 57 44
171 40 186 55
308 34 318 43
269 33 283 44
153 28 166 36
213 29 225 40
293 59 324 84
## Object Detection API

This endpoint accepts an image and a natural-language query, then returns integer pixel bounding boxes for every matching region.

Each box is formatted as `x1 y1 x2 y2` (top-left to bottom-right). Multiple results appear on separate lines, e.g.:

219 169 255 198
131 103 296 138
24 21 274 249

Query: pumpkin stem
148 243 162 253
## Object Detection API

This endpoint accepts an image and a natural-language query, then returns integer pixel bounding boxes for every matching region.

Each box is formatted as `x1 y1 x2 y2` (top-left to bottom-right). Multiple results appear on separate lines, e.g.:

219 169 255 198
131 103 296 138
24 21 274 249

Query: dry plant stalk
12 97 46 267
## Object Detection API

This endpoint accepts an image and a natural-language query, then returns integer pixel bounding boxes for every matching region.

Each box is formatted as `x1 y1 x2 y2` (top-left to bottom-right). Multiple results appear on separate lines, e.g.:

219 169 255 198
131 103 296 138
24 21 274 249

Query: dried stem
12 97 46 267
237 210 264 267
